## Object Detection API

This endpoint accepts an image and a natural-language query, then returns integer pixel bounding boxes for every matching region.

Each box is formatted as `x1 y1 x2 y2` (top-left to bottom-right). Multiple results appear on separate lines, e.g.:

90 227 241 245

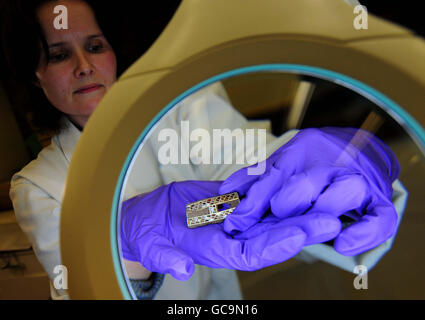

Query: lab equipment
59 0 424 298
186 192 240 228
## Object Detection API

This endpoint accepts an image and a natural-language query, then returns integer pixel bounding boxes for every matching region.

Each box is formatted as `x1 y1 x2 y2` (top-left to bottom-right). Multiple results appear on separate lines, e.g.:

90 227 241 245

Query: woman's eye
87 42 104 53
49 53 68 62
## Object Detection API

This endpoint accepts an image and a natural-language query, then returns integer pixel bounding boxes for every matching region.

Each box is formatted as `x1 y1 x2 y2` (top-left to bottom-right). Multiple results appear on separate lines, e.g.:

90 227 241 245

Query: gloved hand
120 180 342 281
220 127 401 256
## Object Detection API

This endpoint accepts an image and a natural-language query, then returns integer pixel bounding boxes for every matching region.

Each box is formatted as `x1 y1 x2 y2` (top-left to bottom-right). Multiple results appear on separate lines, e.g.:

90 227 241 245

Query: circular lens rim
111 63 425 299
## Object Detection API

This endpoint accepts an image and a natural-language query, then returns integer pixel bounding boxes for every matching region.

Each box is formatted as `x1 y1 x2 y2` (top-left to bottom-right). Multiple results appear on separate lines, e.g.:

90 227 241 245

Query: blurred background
0 0 424 299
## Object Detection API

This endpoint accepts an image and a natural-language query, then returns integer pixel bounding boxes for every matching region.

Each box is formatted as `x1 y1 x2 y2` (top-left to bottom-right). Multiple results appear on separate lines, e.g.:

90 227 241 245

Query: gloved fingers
232 225 307 271
320 127 401 182
222 164 285 235
289 213 342 246
137 233 195 281
180 224 305 271
220 146 300 234
270 165 356 219
219 146 284 196
234 213 341 246
306 172 371 217
333 199 398 256
219 166 261 196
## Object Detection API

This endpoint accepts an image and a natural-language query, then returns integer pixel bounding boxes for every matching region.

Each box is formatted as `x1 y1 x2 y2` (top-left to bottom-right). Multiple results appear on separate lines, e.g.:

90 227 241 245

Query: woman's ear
32 76 41 88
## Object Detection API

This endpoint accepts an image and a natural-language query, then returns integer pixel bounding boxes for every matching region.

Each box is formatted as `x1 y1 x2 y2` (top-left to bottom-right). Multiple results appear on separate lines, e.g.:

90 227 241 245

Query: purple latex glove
120 180 342 281
220 127 401 256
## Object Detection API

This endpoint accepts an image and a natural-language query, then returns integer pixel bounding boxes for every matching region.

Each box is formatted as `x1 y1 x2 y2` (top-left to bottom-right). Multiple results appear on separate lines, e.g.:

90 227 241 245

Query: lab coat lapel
15 117 81 203
57 117 82 165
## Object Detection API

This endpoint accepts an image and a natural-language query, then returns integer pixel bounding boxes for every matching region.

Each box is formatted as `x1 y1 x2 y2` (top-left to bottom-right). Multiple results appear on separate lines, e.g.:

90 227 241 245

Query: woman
1 0 286 299
2 0 402 300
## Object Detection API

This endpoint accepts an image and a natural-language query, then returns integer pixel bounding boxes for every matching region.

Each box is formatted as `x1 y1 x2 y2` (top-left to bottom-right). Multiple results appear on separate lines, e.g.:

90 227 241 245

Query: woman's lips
74 84 103 94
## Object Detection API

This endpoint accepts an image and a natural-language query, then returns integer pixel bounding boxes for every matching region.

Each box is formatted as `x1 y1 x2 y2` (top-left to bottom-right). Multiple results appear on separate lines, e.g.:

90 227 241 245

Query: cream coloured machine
60 0 425 299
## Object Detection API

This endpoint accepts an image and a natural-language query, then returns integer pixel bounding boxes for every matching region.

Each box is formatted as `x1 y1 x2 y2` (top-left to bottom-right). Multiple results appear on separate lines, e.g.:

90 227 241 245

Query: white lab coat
9 82 406 299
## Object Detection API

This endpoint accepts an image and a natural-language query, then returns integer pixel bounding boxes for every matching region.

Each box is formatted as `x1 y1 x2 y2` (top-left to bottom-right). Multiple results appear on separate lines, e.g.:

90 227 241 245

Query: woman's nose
74 50 94 78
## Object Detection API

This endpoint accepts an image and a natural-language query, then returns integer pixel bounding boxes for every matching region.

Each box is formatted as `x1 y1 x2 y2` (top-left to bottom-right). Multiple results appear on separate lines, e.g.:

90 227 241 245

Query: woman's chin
76 95 105 113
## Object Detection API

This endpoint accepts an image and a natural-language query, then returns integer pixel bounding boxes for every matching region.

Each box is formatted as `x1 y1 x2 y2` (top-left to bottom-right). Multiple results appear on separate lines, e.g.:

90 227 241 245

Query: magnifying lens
61 0 425 299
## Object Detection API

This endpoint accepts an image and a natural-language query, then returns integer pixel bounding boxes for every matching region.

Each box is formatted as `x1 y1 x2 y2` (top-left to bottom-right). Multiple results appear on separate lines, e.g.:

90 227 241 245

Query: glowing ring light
61 0 425 299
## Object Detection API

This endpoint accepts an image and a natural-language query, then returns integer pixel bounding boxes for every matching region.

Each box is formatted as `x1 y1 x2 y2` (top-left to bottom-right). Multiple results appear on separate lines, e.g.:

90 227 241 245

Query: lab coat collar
57 116 82 165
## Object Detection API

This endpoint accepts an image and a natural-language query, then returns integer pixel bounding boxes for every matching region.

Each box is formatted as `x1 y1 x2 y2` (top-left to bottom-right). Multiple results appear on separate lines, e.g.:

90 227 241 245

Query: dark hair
0 0 181 135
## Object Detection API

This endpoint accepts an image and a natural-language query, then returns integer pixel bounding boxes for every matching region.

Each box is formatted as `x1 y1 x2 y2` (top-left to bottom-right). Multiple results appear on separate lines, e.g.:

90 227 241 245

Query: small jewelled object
186 192 240 228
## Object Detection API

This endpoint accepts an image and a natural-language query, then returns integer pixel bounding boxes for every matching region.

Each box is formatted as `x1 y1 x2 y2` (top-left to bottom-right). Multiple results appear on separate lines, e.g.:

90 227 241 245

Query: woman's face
35 0 117 128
